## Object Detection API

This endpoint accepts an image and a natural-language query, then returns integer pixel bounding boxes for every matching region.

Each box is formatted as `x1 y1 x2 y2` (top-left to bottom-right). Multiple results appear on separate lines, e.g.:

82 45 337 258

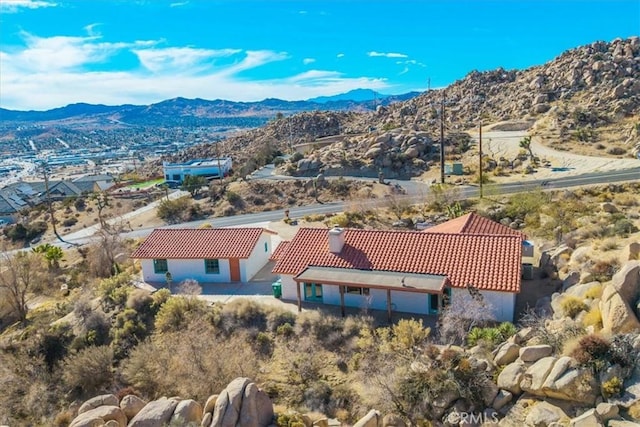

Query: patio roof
294 266 447 294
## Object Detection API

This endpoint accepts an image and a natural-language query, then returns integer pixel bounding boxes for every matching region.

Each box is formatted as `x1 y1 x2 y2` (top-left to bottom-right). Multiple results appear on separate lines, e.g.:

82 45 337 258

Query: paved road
47 165 639 250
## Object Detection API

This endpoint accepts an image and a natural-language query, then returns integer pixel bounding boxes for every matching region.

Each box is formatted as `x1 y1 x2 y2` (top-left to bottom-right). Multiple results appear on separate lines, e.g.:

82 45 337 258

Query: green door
304 283 323 302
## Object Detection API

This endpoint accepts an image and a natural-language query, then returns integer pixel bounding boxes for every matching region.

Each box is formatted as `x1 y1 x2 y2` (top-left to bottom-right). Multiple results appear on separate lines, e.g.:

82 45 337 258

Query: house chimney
328 226 345 253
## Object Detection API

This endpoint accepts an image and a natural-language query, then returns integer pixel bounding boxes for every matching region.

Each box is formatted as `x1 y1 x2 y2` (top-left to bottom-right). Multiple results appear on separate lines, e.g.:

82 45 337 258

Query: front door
229 258 241 282
304 283 323 302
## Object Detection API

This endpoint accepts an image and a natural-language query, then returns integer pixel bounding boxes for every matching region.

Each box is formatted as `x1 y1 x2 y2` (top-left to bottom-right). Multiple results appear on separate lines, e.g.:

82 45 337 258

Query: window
264 242 268 252
344 286 370 295
165 174 170 181
172 174 181 181
153 259 168 274
205 259 220 274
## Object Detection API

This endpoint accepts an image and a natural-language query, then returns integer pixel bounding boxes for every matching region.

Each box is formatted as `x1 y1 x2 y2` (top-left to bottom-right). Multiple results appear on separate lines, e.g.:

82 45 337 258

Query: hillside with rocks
176 37 640 180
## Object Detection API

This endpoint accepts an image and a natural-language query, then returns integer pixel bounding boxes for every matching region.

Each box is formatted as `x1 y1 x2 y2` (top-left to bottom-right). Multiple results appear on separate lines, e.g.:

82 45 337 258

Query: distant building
163 158 232 183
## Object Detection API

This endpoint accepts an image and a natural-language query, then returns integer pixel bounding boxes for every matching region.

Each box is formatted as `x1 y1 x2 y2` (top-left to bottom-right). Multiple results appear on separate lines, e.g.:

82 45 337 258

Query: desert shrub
74 198 86 211
218 299 268 333
62 345 114 394
273 156 285 167
590 259 619 282
266 309 297 333
126 289 154 313
62 217 78 227
226 191 243 207
157 196 201 224
290 152 304 163
39 326 73 371
276 322 295 337
53 411 74 427
560 296 588 318
601 376 623 399
582 306 602 330
519 308 585 352
154 296 208 333
388 319 431 352
111 308 149 358
584 284 603 300
612 218 638 236
277 413 307 427
122 321 259 401
613 193 639 207
608 334 640 371
98 273 133 309
571 334 610 373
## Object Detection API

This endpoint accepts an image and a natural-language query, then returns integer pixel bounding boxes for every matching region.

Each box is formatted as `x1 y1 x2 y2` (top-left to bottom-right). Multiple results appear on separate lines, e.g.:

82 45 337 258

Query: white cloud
0 32 390 110
0 0 57 12
336 53 345 58
170 1 189 7
302 58 316 65
6 32 155 73
396 59 426 67
368 51 408 59
134 47 241 73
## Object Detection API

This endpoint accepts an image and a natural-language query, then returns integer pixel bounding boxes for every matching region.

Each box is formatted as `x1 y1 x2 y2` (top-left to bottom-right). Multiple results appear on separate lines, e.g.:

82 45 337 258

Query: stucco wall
450 287 516 322
141 258 231 284
241 233 272 282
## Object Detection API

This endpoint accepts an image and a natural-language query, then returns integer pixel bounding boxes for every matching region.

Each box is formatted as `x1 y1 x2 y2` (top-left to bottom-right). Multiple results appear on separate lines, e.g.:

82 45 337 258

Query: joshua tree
519 136 535 161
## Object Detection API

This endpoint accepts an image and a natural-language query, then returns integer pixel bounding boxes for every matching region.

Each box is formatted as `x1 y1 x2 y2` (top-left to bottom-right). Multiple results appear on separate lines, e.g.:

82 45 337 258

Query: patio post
339 285 345 317
386 289 392 323
296 282 302 312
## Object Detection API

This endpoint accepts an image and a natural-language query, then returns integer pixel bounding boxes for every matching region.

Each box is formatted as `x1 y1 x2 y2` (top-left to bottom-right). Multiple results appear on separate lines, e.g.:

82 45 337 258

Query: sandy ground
474 129 640 181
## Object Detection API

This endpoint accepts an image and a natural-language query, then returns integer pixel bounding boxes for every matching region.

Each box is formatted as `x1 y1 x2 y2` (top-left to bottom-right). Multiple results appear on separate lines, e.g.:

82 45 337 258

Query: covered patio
293 266 449 322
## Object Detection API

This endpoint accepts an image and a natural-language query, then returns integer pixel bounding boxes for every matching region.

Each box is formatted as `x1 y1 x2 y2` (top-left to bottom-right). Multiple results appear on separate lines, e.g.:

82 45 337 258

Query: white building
272 213 531 322
131 227 276 286
163 158 232 183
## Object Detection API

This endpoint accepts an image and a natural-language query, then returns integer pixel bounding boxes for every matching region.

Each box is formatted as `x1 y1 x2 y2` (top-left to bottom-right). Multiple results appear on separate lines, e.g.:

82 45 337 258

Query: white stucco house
272 213 531 322
131 227 276 286
163 158 233 184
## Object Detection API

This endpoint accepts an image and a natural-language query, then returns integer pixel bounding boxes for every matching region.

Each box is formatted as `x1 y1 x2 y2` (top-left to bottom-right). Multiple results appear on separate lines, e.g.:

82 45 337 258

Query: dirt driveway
472 128 639 181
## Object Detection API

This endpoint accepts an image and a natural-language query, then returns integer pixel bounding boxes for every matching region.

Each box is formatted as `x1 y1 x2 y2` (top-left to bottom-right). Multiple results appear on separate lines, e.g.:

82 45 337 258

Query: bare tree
0 250 46 321
438 291 496 345
88 219 128 278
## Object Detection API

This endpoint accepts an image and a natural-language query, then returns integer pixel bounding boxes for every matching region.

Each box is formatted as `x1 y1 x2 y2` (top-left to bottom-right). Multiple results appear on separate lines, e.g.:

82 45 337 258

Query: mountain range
0 90 420 127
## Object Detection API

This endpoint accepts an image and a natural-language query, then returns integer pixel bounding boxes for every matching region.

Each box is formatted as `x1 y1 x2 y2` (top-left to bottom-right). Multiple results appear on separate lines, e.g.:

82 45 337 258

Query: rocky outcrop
69 405 127 427
207 377 273 427
77 394 119 415
524 401 569 427
68 378 274 427
120 395 147 421
353 409 381 427
519 345 553 362
600 284 640 334
128 397 180 427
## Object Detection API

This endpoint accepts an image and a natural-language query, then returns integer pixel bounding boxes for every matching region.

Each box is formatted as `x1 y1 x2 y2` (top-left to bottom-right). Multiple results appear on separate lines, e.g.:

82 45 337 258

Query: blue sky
1 0 638 110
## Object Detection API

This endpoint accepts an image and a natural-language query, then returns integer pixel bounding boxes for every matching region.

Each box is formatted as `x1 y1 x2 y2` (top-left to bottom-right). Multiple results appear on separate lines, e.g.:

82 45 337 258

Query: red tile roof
131 228 275 259
424 212 526 238
270 241 290 261
272 228 522 293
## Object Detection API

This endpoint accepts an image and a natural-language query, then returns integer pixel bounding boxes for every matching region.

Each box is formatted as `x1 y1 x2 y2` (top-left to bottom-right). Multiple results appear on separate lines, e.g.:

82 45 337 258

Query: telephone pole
479 121 484 198
440 90 446 184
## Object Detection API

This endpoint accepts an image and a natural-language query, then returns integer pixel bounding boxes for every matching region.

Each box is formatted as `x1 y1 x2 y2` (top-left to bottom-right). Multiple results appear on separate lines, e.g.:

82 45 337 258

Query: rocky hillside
177 37 640 179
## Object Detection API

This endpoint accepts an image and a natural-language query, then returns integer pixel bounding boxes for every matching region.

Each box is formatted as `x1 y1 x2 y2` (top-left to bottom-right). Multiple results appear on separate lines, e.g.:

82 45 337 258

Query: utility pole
215 142 223 179
440 90 446 184
479 121 484 198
